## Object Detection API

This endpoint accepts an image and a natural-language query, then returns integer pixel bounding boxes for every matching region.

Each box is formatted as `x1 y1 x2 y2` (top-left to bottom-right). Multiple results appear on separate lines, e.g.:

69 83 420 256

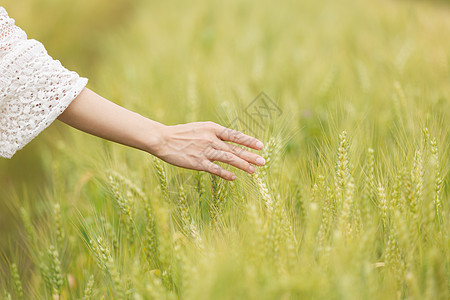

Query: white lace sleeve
0 7 88 159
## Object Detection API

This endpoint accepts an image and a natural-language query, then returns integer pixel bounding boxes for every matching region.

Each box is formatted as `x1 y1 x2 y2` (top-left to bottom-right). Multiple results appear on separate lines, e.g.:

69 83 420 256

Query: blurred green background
1 0 449 278
0 0 140 254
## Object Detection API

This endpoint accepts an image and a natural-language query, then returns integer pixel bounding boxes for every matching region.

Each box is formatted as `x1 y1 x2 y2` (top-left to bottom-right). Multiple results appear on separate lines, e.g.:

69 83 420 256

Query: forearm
57 87 163 154
57 86 265 181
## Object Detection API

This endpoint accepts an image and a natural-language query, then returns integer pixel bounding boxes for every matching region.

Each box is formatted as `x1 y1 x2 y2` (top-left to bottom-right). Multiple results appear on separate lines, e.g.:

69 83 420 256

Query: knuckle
206 163 214 173
205 121 216 129
202 146 215 157
194 159 207 170
233 131 244 141
212 141 223 149
219 126 229 136
207 162 216 172
202 162 212 172
222 152 233 161
235 147 246 156
209 163 219 174
230 144 239 153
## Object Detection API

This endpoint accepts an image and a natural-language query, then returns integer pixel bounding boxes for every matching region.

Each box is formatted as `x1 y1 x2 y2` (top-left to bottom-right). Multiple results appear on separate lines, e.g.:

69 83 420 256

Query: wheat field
0 0 449 299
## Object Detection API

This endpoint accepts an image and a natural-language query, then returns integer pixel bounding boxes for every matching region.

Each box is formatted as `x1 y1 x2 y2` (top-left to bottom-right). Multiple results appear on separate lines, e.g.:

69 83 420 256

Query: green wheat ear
47 245 64 297
10 263 23 300
82 275 95 300
209 174 228 226
90 237 127 298
19 207 37 246
252 169 274 216
378 184 389 233
178 185 203 250
152 157 170 202
430 137 442 227
362 148 376 218
108 174 136 244
53 203 65 247
316 187 334 253
142 194 162 270
3 290 12 300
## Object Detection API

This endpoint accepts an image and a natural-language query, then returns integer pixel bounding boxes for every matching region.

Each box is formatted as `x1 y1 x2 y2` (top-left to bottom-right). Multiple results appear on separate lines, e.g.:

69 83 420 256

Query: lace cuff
0 7 88 159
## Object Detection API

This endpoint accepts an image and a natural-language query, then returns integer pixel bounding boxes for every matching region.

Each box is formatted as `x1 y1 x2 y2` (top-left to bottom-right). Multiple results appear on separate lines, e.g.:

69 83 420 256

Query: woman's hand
148 121 266 181
58 88 265 180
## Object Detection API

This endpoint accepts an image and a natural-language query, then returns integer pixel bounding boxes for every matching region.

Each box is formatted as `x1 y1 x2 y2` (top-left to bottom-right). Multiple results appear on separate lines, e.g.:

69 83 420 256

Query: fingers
212 141 265 166
201 160 236 181
177 121 266 181
214 125 264 151
208 150 256 174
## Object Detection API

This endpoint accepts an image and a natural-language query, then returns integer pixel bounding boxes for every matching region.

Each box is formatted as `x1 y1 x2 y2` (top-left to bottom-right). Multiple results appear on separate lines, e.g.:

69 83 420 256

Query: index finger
215 126 264 150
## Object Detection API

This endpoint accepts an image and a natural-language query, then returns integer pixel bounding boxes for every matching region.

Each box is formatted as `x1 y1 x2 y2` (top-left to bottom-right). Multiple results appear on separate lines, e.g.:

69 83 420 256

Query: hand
149 121 266 180
57 88 264 180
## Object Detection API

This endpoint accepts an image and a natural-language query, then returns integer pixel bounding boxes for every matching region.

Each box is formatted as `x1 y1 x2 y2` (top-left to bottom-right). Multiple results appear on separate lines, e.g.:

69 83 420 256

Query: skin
57 87 266 180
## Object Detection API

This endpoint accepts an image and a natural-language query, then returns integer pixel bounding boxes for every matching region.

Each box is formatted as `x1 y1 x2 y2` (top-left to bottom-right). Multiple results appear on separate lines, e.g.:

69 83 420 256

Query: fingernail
256 141 264 149
256 157 265 165
231 174 237 180
249 165 256 173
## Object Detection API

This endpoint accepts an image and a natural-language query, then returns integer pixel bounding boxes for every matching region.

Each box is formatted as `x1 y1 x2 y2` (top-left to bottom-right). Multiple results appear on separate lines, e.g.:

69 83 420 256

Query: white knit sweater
0 7 88 158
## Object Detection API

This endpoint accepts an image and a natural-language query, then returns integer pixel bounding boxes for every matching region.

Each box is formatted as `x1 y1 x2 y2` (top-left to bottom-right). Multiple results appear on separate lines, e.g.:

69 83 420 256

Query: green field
0 0 449 299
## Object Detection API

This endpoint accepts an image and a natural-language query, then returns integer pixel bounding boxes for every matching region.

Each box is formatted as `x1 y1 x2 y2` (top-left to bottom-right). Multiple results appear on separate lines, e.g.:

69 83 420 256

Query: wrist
139 115 167 156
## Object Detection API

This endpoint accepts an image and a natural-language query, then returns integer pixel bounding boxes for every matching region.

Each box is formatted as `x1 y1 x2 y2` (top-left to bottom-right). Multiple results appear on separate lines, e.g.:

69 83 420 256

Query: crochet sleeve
0 7 88 158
